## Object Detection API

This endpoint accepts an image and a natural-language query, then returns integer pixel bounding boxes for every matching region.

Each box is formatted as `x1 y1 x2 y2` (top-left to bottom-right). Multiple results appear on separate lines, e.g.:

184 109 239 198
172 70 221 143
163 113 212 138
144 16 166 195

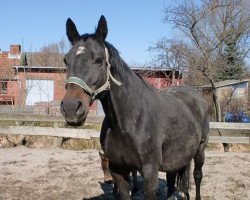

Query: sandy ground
0 147 249 200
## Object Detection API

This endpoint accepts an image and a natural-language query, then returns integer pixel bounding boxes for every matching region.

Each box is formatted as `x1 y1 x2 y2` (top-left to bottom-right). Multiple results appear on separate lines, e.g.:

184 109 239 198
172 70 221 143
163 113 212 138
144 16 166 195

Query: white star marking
76 46 85 55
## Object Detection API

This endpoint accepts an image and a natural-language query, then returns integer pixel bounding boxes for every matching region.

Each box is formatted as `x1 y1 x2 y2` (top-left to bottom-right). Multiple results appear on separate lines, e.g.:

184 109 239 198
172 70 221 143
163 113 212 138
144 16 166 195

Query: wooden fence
0 113 249 145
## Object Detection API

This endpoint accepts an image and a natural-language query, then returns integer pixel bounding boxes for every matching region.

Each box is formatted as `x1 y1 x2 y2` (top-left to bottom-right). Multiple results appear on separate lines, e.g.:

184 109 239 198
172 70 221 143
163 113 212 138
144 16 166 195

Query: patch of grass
62 138 101 150
64 123 102 131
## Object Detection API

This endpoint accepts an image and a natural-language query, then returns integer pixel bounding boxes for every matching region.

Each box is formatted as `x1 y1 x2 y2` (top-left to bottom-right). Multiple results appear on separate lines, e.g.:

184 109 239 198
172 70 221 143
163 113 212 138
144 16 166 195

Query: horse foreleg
110 167 131 200
142 164 158 200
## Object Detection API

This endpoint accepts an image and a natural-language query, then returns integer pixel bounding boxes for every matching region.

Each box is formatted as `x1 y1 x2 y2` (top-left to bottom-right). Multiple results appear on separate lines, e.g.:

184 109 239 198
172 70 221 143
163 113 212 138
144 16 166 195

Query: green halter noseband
65 47 122 100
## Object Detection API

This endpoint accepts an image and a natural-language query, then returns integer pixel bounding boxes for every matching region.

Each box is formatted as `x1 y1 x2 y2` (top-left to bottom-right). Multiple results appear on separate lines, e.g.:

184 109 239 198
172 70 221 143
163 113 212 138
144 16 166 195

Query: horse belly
160 134 200 172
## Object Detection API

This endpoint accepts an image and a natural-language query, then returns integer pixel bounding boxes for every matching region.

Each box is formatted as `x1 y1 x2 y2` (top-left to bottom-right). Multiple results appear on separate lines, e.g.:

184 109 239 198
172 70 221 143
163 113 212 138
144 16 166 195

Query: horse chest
104 132 140 168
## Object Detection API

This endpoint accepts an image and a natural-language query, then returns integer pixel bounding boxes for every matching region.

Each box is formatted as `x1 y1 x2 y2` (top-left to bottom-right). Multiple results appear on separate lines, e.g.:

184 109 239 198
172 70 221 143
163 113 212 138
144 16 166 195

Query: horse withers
61 15 209 200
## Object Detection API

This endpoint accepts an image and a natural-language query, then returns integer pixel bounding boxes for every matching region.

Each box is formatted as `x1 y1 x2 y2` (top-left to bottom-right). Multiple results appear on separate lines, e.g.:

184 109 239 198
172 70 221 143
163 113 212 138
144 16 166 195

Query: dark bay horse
61 15 209 200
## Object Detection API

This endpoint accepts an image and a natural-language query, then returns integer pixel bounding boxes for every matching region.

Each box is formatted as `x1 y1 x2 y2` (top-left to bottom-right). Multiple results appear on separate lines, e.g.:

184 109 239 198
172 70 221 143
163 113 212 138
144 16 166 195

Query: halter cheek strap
65 47 122 100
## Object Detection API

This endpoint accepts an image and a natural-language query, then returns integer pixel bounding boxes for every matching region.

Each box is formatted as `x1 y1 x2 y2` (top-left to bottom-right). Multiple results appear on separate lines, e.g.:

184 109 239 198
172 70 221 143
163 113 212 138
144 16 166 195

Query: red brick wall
144 77 183 89
17 71 66 105
0 45 21 104
34 100 62 115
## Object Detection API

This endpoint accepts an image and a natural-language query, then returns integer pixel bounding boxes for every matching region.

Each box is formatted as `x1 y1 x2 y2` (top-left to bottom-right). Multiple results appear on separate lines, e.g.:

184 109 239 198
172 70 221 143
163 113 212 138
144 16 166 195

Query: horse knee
193 169 203 180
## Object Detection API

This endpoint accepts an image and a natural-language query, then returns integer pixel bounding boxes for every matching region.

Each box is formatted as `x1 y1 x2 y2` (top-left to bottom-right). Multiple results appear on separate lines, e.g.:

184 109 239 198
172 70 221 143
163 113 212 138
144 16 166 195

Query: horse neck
100 52 157 131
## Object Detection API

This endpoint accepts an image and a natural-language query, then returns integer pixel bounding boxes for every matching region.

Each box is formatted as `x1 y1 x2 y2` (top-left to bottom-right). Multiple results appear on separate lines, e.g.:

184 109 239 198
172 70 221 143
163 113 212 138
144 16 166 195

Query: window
0 82 7 94
26 79 54 105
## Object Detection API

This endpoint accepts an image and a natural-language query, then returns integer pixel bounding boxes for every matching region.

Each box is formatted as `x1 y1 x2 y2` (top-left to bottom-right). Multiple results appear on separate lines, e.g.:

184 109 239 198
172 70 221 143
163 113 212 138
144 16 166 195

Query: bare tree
29 38 68 67
149 0 250 151
27 37 69 87
151 0 249 120
148 39 189 71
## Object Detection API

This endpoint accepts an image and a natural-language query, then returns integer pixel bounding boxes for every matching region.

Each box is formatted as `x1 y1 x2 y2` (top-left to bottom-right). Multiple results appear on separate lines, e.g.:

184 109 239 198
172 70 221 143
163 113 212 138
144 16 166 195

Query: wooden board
210 122 250 130
209 136 250 144
0 113 104 124
0 126 100 139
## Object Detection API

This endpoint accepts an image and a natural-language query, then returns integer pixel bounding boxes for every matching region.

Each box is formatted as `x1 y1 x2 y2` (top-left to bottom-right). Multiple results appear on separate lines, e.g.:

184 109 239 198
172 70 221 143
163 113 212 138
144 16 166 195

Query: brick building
0 44 183 115
132 67 183 89
0 45 22 105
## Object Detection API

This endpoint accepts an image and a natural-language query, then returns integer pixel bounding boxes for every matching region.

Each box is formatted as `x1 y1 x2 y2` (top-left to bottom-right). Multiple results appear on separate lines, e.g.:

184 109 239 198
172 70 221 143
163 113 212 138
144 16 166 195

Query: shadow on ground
83 176 184 200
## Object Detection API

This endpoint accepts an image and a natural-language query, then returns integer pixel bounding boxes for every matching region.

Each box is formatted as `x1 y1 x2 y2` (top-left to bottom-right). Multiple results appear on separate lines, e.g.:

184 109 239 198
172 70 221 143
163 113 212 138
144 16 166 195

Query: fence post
15 121 26 146
53 122 63 148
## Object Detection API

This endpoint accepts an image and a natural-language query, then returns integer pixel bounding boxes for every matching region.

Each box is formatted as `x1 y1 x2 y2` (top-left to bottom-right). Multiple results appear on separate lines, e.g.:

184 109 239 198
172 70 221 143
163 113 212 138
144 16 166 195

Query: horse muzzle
60 98 88 126
61 83 91 126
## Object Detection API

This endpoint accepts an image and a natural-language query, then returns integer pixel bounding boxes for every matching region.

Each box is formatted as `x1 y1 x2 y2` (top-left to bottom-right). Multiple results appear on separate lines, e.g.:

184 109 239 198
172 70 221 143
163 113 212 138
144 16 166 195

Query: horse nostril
60 101 66 115
60 99 86 120
76 100 82 111
75 100 85 117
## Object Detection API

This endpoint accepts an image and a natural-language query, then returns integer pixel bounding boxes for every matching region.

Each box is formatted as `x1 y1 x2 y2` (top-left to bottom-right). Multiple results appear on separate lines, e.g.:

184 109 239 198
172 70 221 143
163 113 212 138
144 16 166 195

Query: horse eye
95 57 103 65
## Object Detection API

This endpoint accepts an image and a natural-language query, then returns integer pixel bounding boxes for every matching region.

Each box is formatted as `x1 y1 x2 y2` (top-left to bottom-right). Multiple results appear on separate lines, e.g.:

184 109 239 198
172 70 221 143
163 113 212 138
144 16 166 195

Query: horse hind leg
176 163 191 200
166 172 177 200
193 145 205 200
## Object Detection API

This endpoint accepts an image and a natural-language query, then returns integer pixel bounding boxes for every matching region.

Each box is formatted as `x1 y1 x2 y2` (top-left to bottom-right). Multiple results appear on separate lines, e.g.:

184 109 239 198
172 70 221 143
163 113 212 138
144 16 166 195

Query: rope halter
65 46 122 101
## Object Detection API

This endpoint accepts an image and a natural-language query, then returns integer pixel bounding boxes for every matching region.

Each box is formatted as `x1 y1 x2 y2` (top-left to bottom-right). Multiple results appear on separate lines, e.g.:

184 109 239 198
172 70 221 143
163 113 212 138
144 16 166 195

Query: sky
1 0 174 66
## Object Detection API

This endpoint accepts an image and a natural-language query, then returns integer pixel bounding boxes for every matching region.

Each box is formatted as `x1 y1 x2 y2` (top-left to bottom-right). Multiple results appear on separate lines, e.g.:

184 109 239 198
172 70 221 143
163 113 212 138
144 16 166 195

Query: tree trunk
212 88 221 122
53 122 63 148
211 83 229 152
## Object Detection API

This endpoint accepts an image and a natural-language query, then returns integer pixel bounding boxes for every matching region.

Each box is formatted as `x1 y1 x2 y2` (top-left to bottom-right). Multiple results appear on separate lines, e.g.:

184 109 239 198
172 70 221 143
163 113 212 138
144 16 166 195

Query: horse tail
176 162 191 195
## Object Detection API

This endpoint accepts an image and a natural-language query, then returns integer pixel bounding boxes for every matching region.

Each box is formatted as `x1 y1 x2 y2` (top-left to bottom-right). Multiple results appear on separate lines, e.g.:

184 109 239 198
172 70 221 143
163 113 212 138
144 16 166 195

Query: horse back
159 86 209 141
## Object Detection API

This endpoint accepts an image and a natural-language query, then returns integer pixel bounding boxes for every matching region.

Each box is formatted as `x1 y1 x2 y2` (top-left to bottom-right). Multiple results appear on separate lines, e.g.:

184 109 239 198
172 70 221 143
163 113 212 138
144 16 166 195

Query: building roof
13 66 66 70
24 52 65 67
131 67 175 72
199 79 250 89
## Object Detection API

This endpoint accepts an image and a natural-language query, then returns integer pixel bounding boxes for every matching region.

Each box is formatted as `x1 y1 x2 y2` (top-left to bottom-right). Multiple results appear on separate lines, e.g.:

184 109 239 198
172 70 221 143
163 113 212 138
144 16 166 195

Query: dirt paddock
0 147 249 200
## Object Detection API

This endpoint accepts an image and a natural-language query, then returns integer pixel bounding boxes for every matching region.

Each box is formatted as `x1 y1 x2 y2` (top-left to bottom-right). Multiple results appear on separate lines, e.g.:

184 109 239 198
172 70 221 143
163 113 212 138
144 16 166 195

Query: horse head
61 16 114 125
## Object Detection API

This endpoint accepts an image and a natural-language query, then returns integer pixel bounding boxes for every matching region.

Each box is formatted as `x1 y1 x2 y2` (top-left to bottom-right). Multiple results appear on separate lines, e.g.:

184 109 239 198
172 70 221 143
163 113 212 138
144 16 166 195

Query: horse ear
95 15 108 43
66 18 80 45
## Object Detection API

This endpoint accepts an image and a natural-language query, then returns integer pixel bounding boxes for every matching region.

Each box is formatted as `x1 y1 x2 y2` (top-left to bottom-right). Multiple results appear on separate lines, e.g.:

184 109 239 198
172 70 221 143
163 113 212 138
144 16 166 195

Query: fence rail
209 122 250 130
0 113 249 144
209 122 250 144
0 126 100 139
0 113 103 124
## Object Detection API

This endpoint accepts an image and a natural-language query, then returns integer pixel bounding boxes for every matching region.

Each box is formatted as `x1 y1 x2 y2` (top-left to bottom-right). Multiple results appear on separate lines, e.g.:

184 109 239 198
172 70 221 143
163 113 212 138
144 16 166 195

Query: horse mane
104 42 132 77
104 41 156 92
